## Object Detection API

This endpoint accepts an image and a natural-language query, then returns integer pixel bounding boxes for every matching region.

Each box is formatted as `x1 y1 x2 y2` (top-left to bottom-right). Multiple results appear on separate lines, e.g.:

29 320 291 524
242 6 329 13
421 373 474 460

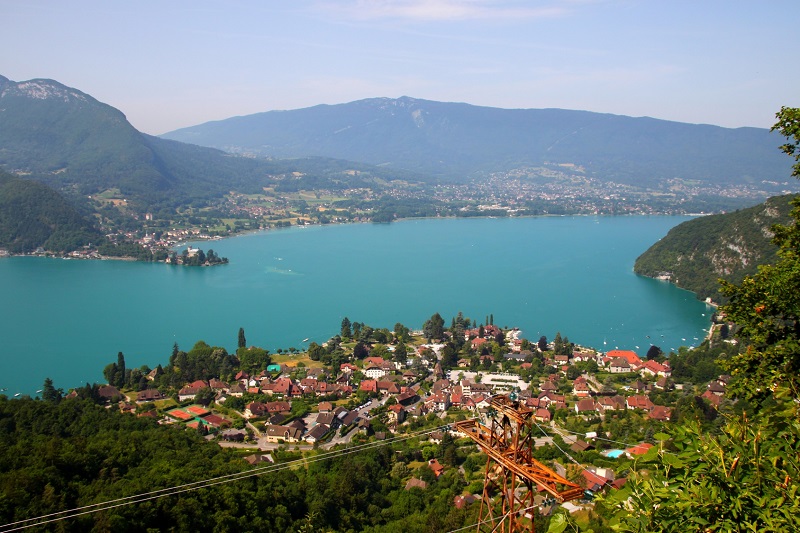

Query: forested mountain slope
0 170 101 253
634 194 797 301
0 76 422 216
162 96 793 187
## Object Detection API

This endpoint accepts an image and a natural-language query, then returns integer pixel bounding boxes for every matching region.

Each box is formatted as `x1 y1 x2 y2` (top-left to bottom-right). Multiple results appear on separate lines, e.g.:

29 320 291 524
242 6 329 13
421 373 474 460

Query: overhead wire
444 503 541 533
0 423 455 532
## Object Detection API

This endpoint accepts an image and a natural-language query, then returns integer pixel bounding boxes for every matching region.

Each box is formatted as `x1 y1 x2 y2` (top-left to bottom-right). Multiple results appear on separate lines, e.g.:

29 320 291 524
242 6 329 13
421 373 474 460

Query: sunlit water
0 216 712 396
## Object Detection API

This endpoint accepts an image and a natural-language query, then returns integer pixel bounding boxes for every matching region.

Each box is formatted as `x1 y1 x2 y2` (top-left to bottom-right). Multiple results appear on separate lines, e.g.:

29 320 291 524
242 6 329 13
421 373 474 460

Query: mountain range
1 74 797 259
162 96 793 187
0 75 416 216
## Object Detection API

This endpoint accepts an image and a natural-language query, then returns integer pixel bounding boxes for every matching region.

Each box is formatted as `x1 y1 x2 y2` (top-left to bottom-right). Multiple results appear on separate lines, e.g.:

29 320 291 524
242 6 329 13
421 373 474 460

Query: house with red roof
245 402 267 418
581 469 610 492
387 404 406 424
639 360 671 378
573 379 591 397
428 458 445 478
648 405 673 422
364 356 388 367
540 380 558 392
299 377 318 392
425 392 451 412
178 380 209 402
208 378 228 390
454 494 478 509
405 478 427 490
471 337 488 350
701 389 722 408
605 349 642 367
359 379 378 394
626 395 655 412
201 413 230 428
597 395 627 412
538 391 565 407
625 442 653 457
574 398 598 415
340 362 358 373
377 381 401 395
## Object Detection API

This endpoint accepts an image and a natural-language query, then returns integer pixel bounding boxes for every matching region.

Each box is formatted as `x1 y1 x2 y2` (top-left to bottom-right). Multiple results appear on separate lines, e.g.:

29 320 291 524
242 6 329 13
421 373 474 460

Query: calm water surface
0 216 712 396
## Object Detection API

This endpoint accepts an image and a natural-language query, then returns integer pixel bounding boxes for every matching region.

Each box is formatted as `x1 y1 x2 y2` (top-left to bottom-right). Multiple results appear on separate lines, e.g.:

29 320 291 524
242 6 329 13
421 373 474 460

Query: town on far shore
52 310 735 510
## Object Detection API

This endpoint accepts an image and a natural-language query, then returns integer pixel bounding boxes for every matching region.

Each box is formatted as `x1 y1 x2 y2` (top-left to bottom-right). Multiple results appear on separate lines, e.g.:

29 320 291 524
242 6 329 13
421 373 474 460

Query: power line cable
444 503 541 533
0 423 454 532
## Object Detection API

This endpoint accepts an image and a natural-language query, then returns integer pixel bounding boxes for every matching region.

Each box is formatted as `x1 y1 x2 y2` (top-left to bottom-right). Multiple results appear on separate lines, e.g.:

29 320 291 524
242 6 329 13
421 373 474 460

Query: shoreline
2 212 701 263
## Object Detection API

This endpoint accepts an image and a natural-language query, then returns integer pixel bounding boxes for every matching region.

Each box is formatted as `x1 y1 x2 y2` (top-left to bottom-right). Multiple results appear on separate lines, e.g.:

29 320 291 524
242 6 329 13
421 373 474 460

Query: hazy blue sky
2 1 797 134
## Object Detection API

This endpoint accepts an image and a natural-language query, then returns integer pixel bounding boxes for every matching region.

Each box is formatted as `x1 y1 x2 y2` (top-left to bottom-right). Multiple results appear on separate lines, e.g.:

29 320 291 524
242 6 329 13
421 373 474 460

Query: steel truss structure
454 395 584 532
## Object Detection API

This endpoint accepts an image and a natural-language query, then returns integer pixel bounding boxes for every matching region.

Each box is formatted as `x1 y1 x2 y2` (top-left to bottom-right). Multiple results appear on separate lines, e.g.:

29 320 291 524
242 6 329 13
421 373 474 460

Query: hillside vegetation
633 193 797 302
0 170 101 253
0 76 425 216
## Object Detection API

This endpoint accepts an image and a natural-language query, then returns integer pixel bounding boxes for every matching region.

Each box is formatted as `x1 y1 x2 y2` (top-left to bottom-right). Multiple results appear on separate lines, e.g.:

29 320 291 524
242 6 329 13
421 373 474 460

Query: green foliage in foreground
598 107 800 532
600 391 800 532
719 106 800 401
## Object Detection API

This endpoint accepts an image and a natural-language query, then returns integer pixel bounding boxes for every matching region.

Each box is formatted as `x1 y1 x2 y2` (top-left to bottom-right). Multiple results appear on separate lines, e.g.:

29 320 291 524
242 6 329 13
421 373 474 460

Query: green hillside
0 76 423 218
634 194 797 302
0 170 102 253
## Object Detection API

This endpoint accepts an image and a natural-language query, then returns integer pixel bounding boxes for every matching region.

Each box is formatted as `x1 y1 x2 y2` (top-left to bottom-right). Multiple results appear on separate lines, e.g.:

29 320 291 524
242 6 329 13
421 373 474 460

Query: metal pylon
454 395 584 532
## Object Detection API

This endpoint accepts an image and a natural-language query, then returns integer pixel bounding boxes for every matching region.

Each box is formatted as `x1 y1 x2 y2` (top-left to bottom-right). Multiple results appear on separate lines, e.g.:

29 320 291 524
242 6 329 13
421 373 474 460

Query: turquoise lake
0 216 713 396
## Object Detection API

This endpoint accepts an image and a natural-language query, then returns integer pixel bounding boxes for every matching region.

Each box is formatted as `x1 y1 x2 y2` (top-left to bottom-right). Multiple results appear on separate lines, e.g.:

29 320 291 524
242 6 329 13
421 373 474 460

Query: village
81 317 731 512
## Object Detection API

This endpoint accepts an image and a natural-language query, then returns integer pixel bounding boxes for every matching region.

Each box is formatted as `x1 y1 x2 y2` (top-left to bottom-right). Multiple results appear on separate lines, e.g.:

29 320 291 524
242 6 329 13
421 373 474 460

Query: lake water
0 216 713 396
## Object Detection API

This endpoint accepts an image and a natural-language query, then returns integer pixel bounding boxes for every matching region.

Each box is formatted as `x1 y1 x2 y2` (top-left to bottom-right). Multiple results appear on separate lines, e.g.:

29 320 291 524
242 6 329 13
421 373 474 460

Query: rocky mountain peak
0 76 89 104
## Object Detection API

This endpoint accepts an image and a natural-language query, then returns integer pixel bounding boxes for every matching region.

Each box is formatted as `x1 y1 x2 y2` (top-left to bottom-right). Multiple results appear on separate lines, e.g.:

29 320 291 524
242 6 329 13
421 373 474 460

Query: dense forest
0 395 479 532
633 193 797 302
0 170 102 253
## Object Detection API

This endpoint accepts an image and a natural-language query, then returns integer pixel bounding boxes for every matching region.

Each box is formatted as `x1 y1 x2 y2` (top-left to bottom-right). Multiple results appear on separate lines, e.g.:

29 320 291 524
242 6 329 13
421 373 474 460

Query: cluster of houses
109 326 732 476
600 349 671 378
122 344 685 440
260 401 370 445
84 325 744 516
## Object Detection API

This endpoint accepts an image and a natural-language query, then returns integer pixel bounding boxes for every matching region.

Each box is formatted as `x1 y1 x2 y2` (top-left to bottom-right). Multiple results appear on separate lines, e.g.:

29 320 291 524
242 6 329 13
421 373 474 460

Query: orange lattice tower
454 395 584 532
